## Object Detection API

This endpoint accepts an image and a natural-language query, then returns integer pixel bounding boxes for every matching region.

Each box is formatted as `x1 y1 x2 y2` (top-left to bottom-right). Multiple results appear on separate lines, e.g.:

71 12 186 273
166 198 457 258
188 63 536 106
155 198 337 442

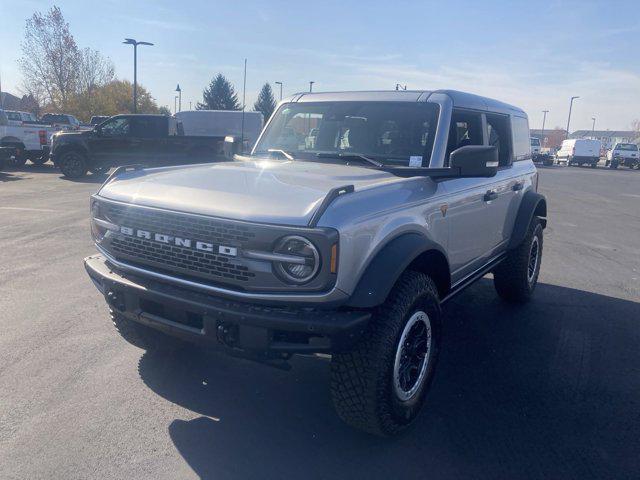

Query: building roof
570 130 639 139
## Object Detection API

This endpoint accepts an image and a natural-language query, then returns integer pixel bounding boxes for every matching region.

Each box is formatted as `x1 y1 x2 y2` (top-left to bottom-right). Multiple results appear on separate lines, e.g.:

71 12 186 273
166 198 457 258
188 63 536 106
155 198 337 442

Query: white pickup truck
0 109 54 166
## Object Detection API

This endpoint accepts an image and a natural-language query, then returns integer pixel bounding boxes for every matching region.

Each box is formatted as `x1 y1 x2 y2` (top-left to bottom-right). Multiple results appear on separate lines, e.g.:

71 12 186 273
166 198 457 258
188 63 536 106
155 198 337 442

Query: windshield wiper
316 152 383 168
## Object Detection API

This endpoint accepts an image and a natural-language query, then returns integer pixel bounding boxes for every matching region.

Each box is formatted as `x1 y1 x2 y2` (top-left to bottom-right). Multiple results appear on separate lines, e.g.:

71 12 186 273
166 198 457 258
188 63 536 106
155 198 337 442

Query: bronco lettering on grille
119 226 237 257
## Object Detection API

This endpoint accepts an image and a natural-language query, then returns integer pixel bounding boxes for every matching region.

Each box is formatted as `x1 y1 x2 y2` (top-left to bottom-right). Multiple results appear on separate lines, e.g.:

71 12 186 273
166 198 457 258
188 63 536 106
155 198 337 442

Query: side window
511 115 531 161
131 117 165 138
101 118 130 136
486 113 513 166
446 110 483 164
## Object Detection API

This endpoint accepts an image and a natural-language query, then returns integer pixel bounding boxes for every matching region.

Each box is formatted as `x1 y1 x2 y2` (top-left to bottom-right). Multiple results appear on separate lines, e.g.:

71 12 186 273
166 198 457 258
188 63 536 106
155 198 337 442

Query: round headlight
274 236 320 284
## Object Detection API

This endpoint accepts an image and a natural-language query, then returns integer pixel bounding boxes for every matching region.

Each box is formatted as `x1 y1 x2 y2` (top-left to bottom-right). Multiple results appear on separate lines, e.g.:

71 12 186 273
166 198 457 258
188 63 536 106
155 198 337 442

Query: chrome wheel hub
527 235 540 283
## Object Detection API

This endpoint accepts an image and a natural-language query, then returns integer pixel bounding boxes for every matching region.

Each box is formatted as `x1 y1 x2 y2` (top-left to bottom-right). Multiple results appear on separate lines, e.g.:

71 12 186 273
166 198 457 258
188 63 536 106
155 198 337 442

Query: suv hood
98 159 399 226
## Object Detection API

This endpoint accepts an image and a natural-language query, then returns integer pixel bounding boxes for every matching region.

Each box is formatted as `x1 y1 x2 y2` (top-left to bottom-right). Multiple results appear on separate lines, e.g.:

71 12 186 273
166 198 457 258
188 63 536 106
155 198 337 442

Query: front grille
103 202 255 245
102 202 258 286
110 235 255 282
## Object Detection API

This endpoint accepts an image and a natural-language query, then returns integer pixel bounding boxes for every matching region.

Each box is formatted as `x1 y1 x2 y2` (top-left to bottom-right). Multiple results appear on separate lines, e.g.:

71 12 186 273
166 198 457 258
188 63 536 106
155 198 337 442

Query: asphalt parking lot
1 163 639 480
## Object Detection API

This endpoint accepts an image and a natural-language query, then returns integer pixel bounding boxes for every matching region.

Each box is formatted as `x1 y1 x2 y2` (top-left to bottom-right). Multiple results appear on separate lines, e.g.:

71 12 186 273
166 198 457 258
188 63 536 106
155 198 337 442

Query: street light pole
275 81 283 100
565 96 579 140
123 38 154 113
175 84 182 112
309 81 315 92
591 117 596 135
174 96 178 114
541 110 549 147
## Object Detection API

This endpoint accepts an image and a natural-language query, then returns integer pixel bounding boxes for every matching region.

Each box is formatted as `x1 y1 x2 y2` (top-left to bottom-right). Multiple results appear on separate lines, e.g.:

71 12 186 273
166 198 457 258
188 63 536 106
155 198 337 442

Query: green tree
253 83 276 121
196 73 240 110
158 106 171 116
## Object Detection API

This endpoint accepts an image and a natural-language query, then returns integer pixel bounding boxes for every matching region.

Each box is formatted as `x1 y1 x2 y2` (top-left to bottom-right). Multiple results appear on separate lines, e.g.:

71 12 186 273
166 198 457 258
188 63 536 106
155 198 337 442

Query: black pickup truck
50 114 225 178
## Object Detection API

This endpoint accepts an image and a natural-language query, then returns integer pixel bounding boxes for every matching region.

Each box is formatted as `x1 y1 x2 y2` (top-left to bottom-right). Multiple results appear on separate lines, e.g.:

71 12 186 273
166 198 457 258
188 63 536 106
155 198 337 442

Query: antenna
240 58 247 152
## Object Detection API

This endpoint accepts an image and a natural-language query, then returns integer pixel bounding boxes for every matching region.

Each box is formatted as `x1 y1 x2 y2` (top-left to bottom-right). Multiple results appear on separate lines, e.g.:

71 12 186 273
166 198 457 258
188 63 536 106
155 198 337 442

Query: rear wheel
494 218 543 303
11 154 27 167
330 271 441 436
58 150 88 178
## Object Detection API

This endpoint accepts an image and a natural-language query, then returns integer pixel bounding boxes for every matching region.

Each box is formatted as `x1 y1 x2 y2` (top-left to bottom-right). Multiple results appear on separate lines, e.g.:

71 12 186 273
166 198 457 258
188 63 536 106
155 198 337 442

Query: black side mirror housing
450 145 499 177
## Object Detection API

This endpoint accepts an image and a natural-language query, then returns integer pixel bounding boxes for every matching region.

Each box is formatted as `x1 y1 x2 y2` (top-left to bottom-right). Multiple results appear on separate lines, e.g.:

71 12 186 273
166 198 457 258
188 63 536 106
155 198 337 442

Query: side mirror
450 145 499 177
223 136 241 159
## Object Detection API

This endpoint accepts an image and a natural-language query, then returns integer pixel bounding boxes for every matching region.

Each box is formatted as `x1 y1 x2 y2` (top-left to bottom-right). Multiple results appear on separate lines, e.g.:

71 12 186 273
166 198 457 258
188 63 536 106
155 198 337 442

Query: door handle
512 181 524 191
484 190 498 202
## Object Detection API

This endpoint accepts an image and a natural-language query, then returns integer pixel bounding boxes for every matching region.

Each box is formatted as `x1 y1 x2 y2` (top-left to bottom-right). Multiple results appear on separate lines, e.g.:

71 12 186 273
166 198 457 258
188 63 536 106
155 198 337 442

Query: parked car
531 137 553 166
5 110 38 124
606 143 639 169
90 116 110 126
0 109 51 166
556 138 601 167
40 113 81 130
175 110 263 151
51 114 228 178
85 89 547 436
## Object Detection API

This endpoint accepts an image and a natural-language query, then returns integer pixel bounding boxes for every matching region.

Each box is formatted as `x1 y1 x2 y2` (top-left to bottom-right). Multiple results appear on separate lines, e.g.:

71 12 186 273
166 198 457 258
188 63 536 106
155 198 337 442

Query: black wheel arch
508 190 547 250
346 232 451 308
54 144 90 163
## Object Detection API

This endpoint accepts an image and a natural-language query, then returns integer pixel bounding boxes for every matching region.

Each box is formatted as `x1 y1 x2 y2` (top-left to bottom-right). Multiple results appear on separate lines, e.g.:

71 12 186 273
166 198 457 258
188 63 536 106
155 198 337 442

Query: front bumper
85 254 370 355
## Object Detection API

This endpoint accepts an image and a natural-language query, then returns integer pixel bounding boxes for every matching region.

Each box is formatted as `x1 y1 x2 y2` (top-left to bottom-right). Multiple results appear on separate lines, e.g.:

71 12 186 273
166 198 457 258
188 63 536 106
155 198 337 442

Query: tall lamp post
123 38 154 113
565 96 579 140
175 84 182 112
309 81 315 92
541 110 549 147
174 96 178 114
275 81 283 100
591 117 596 136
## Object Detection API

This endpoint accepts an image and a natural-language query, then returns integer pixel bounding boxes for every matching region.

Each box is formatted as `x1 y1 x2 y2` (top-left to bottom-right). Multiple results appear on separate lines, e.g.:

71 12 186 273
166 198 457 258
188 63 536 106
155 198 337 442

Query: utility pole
123 38 154 113
541 110 549 146
275 81 283 100
565 96 579 140
241 58 247 151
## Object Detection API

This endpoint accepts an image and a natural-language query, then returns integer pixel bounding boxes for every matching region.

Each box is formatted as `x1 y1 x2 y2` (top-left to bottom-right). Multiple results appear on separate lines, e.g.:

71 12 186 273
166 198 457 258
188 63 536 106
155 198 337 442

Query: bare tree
631 119 640 132
18 6 81 110
74 48 115 118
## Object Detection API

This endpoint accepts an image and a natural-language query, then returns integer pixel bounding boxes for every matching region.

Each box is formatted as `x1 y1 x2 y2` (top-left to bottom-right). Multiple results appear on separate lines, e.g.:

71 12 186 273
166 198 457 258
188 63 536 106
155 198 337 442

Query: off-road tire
330 271 442 436
11 155 27 167
111 309 183 351
494 217 543 303
58 150 88 178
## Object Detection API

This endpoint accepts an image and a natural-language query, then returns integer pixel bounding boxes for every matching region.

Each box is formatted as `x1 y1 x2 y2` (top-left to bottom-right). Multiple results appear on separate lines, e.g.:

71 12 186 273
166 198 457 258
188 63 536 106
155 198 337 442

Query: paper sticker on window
409 156 423 167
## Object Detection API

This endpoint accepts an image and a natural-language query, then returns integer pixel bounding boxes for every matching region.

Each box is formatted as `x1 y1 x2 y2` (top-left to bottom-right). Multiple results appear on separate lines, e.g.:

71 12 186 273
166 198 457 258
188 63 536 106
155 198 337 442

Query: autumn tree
18 5 115 119
91 80 159 117
197 74 240 110
254 83 276 121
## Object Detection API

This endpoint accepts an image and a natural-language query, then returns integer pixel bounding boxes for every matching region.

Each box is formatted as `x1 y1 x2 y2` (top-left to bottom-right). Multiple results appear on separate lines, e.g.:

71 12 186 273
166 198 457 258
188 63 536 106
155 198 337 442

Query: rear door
129 116 167 165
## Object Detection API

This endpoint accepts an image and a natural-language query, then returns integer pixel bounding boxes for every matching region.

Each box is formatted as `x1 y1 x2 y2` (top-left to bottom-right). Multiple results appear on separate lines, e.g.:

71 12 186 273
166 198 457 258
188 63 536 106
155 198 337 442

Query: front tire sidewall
58 151 88 178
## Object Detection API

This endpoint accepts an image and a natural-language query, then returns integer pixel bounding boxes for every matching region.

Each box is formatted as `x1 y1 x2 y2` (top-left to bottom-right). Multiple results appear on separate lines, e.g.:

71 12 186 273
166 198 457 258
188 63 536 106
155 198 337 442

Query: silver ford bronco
85 90 547 436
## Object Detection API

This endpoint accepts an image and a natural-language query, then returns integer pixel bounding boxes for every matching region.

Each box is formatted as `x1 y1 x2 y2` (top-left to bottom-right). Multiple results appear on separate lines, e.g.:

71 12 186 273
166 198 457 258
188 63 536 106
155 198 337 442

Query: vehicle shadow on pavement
137 280 640 480
0 172 24 182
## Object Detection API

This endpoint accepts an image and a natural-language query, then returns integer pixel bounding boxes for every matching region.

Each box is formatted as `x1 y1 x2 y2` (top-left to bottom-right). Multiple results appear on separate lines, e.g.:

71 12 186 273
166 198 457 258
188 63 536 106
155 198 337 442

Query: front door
90 117 133 167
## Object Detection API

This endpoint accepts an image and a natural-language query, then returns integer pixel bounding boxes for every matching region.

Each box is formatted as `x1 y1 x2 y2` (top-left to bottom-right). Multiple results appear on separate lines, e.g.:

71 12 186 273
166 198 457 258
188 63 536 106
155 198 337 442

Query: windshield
616 143 638 151
254 101 440 167
530 137 541 146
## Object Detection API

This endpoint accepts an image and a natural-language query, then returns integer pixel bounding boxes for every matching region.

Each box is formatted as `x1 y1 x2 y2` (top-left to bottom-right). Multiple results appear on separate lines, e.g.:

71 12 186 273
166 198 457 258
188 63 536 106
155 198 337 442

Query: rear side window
616 144 638 151
486 113 513 166
131 117 165 138
511 116 531 161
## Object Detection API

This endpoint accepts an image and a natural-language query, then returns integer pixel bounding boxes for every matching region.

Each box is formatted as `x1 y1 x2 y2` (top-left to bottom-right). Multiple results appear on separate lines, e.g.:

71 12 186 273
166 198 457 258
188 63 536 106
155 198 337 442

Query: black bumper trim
85 254 371 354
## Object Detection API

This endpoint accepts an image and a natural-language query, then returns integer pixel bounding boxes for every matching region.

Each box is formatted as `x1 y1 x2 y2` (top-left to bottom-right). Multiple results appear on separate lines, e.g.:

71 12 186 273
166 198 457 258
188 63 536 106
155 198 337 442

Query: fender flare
508 190 547 250
346 233 449 308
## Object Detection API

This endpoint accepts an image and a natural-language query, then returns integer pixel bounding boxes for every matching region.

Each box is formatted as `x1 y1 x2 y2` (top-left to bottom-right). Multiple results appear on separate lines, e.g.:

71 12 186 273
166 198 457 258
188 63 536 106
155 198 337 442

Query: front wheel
330 271 441 436
494 218 543 303
58 150 88 178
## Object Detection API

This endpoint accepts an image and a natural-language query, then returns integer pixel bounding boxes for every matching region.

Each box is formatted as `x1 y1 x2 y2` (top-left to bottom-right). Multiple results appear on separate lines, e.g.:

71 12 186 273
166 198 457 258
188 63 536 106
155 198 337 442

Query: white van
556 139 601 168
175 110 264 150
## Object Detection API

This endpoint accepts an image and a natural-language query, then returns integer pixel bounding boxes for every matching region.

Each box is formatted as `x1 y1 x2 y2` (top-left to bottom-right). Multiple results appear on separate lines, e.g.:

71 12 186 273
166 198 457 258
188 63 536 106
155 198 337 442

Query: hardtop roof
287 89 525 116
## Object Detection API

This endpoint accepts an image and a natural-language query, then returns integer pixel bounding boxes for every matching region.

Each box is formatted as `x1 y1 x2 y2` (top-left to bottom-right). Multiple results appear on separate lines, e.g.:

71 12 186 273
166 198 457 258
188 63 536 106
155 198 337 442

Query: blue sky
1 0 638 130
